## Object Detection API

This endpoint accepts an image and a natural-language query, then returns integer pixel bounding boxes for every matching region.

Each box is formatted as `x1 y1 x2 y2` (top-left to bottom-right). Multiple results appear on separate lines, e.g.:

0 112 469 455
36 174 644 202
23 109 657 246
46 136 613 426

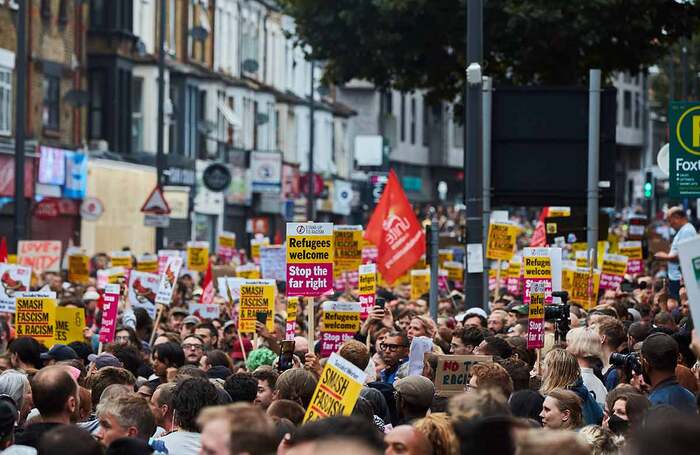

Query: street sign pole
481 77 492 308
13 0 27 251
156 0 167 251
307 60 316 221
586 69 601 266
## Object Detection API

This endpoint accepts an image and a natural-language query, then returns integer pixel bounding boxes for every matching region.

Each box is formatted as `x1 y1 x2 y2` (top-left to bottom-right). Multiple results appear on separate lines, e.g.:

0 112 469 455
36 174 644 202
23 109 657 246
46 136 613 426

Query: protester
540 388 584 430
181 335 205 366
252 368 279 410
654 207 697 299
385 425 434 455
566 327 608 407
95 395 156 447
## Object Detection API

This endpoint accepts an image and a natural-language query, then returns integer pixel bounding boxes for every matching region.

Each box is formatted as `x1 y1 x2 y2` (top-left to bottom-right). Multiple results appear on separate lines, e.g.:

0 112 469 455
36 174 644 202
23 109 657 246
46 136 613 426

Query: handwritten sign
239 279 275 333
187 241 209 272
286 222 334 297
18 240 61 273
16 292 56 344
99 284 120 343
0 264 30 312
320 301 361 358
303 353 367 422
486 222 519 261
53 306 85 345
434 354 493 396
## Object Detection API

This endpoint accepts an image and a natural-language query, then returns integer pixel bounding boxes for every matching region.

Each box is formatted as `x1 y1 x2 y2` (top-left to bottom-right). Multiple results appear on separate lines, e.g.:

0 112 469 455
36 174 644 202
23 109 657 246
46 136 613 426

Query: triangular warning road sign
141 185 171 215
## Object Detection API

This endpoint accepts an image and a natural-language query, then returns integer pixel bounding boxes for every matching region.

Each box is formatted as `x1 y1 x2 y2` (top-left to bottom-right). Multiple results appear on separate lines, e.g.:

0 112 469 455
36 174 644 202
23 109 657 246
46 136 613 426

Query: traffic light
643 171 653 199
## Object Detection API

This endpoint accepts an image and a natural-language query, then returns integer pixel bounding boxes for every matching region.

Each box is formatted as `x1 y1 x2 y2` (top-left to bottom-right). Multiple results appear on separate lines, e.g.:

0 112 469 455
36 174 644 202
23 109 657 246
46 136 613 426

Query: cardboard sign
68 254 90 285
251 237 270 263
286 222 334 297
129 271 159 318
434 354 493 396
678 236 700 333
486 222 519 261
260 245 286 281
136 254 158 273
410 269 430 300
236 264 261 279
618 241 643 274
599 253 628 290
189 303 220 320
110 251 133 269
187 241 209 272
53 306 85 345
99 284 120 343
0 264 31 312
333 226 363 276
358 263 376 318
286 296 298 341
444 261 464 283
16 292 56 344
239 279 275 333
218 231 237 262
320 301 361 358
570 269 601 310
303 353 367 422
155 256 183 306
18 240 61 273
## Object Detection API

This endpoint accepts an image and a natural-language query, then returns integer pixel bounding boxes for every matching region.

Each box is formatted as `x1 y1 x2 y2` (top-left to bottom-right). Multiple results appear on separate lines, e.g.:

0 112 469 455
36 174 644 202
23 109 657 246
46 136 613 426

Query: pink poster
99 284 120 343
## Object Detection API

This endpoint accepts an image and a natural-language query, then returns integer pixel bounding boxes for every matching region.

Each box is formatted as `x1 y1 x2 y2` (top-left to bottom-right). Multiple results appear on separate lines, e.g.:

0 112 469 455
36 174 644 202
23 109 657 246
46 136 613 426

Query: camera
610 352 642 374
544 304 568 321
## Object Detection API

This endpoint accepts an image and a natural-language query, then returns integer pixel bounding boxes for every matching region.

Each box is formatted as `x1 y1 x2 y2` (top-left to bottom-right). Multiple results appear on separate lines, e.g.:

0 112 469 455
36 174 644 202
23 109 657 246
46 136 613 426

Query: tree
281 0 700 102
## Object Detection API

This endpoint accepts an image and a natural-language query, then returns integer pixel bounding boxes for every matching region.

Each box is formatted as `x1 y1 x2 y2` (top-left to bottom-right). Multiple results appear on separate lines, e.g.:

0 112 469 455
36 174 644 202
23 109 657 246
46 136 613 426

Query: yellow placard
547 207 571 217
16 293 56 344
53 306 85 345
575 250 589 268
486 223 519 261
571 242 588 252
68 254 90 285
523 256 552 280
287 296 298 323
136 259 158 273
358 270 376 295
562 267 575 293
239 280 275 333
218 233 236 250
506 260 521 279
618 241 643 260
187 242 209 272
236 265 261 279
439 249 454 266
110 251 133 269
303 353 366 423
7 255 16 264
444 261 464 282
410 269 430 300
597 241 609 269
286 234 333 265
251 237 270 261
333 227 363 276
322 310 361 333
570 270 601 310
601 254 627 276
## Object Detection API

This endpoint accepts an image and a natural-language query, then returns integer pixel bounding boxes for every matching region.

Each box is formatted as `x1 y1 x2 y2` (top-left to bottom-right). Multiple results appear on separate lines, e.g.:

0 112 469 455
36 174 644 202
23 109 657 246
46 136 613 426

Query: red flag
200 260 215 305
530 207 549 247
364 170 425 284
0 237 6 263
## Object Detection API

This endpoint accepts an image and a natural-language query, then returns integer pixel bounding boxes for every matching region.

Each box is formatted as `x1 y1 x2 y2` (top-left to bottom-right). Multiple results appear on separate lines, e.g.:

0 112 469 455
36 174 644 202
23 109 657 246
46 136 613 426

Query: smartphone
256 312 268 325
376 298 386 309
278 340 295 372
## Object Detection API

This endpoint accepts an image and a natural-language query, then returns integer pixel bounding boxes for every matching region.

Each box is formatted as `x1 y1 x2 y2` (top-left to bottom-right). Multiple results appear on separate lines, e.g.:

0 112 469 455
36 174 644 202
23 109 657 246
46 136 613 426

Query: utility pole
464 0 484 309
156 0 167 251
481 77 492 307
429 212 439 321
586 70 601 266
307 60 316 221
13 0 27 251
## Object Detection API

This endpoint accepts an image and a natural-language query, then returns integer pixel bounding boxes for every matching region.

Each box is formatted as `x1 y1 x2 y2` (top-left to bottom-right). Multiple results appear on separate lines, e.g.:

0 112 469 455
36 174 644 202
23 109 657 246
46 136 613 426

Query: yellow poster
136 254 158 273
251 237 270 262
410 269 430 300
570 269 601 310
239 279 275 333
333 226 363 276
547 207 571 217
285 296 298 340
68 254 90 285
618 241 643 260
486 222 519 261
218 232 237 250
236 264 261 279
439 249 454 267
561 262 576 293
187 241 210 272
444 261 464 282
53 306 85 345
16 292 56 344
358 265 377 295
597 241 609 269
303 353 367 423
110 251 133 269
575 250 589 268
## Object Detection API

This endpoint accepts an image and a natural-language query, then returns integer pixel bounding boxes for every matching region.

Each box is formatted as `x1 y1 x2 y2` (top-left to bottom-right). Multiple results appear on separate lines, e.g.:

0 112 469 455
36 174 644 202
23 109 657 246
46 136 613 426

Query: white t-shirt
581 367 607 408
158 430 201 455
669 222 697 280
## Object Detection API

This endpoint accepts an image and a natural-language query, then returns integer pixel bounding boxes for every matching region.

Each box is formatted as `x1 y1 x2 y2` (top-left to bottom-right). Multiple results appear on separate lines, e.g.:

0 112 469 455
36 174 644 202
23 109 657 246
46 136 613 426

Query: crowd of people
0 209 698 455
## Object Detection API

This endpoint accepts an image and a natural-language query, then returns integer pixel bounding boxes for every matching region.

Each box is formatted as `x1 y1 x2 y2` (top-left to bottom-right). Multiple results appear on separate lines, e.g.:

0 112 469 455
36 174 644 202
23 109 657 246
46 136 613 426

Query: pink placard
287 263 334 297
358 293 375 320
626 259 643 275
99 285 120 343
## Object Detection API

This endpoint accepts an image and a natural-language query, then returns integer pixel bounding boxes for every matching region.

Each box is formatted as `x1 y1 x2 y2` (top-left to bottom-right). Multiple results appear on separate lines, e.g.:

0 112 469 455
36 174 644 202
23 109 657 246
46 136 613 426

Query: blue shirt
649 377 697 415
669 222 697 280
379 358 408 384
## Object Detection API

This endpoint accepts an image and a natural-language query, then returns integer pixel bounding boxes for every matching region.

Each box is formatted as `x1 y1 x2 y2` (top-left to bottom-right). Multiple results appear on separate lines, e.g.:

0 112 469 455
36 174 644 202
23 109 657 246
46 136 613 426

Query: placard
434 354 493 396
570 269 601 310
260 245 286 281
286 296 298 341
99 284 120 343
678 236 700 333
187 241 209 272
97 267 127 290
410 269 430 300
68 254 90 285
157 250 182 275
17 240 61 273
320 301 361 358
110 251 133 269
286 222 334 297
236 263 261 279
599 253 628 290
333 226 363 276
136 254 158 273
0 264 31 312
53 306 85 345
618 241 643 275
358 263 376 319
444 261 464 283
239 279 275 333
522 252 551 349
303 353 367 422
16 292 57 344
218 231 237 262
485 222 519 261
218 277 245 303
155 256 183 306
189 303 220 320
129 271 159 318
251 237 270 263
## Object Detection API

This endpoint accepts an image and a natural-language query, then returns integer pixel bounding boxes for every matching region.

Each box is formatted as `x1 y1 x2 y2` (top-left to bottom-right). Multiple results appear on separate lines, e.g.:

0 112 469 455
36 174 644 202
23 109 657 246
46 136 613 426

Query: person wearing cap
0 397 17 450
40 344 78 366
654 206 697 300
180 315 200 340
88 353 124 370
393 375 435 424
168 308 189 333
221 320 238 352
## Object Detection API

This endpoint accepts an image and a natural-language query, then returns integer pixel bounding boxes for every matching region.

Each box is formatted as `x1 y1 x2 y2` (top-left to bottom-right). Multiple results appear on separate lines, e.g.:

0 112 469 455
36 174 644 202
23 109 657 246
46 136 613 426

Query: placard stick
149 304 164 346
97 342 103 355
536 348 542 376
494 260 502 300
307 297 314 349
237 330 248 363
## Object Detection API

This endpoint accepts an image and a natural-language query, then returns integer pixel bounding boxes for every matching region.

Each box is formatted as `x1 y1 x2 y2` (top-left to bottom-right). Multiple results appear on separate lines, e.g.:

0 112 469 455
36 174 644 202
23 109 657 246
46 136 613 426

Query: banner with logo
286 222 334 297
239 279 275 333
0 264 31 312
53 306 85 345
303 353 367 422
669 102 700 197
320 301 362 358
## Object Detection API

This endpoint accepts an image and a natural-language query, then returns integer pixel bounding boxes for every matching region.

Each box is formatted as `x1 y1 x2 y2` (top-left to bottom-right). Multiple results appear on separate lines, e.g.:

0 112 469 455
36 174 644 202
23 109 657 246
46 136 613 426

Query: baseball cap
231 338 254 360
87 352 123 369
507 302 529 316
83 290 100 301
40 344 78 362
394 376 435 409
464 308 488 319
183 315 200 326
171 308 189 317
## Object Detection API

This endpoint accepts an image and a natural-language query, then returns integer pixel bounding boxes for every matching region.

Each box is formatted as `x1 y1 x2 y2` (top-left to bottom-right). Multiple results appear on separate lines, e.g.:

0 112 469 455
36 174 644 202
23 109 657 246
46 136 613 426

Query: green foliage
281 0 700 102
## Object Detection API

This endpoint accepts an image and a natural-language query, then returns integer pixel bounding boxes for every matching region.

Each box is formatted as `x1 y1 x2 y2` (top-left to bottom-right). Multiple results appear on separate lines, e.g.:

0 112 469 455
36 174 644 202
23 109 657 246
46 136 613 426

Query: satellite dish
657 143 669 177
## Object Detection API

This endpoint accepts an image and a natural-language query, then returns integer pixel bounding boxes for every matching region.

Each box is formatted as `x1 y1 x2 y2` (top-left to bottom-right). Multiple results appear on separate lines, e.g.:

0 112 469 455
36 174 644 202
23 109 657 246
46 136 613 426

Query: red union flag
364 170 425 284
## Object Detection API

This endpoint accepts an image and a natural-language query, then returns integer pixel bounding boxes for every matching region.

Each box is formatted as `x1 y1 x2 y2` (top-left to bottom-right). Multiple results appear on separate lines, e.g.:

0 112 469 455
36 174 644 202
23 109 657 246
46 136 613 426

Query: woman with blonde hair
414 412 459 455
566 326 607 407
540 348 603 425
407 314 437 342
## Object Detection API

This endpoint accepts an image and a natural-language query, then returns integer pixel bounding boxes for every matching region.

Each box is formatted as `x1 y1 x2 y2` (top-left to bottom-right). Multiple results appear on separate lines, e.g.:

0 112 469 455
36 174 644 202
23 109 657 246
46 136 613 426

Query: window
42 75 60 130
184 85 201 159
623 90 632 127
400 93 405 142
197 90 207 159
634 93 641 129
383 91 393 115
90 0 106 28
422 99 429 146
89 0 132 32
0 65 12 135
41 0 51 19
167 0 176 54
131 77 144 153
410 96 416 144
88 70 105 139
453 117 464 148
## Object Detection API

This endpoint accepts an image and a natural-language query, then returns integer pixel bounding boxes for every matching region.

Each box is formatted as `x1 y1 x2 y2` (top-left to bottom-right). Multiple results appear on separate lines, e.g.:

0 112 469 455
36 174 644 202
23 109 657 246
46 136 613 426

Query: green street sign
670 101 700 197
